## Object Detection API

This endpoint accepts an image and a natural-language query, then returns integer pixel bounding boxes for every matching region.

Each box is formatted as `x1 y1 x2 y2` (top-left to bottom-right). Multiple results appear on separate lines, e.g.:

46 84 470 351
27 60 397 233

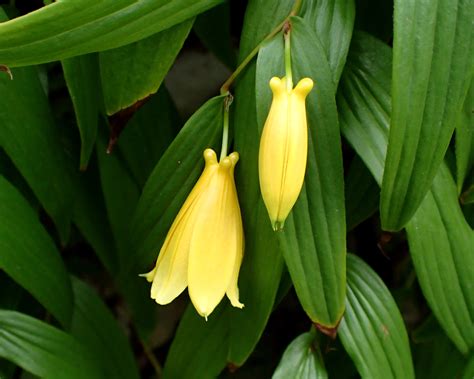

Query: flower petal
188 155 241 318
147 149 218 304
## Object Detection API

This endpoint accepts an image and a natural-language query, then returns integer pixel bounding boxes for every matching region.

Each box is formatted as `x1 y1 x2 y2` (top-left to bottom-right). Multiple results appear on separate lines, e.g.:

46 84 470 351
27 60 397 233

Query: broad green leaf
412 316 466 379
71 278 140 379
96 128 140 266
0 310 101 379
0 65 75 241
339 32 474 355
117 86 180 189
301 0 355 84
406 164 474 354
339 254 415 379
272 16 346 328
194 2 236 69
337 31 391 185
0 0 223 67
456 79 474 192
227 0 291 364
380 0 474 230
62 53 101 169
129 96 223 272
100 20 193 114
463 354 474 379
72 162 118 273
0 176 73 328
163 304 229 379
273 330 327 379
345 156 380 231
229 61 285 364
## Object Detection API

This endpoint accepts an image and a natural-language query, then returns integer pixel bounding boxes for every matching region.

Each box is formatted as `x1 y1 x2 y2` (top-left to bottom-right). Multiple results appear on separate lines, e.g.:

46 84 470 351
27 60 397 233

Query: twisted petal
188 152 243 318
259 76 313 230
144 149 218 304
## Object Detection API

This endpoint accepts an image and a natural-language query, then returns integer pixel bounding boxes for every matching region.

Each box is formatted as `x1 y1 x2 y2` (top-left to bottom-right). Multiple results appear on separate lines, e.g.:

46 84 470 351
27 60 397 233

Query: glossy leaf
269 16 346 328
463 354 474 379
345 156 380 231
100 20 193 114
0 65 75 241
72 163 118 273
0 0 223 67
456 79 474 192
163 304 229 379
117 87 180 189
0 176 73 327
338 31 391 185
339 32 474 355
62 53 101 169
129 96 223 272
0 310 101 379
380 0 474 230
71 278 140 379
339 254 415 379
301 0 355 84
273 330 327 379
406 164 474 354
412 316 467 379
228 0 292 364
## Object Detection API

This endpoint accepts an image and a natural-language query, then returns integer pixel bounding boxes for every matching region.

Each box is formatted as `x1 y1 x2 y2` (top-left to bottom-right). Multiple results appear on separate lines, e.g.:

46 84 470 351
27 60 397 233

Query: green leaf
412 316 467 379
71 278 140 379
0 0 223 67
272 330 327 379
62 53 101 169
100 20 193 114
273 16 346 328
96 127 140 266
345 156 380 231
406 164 474 354
456 79 474 192
129 95 223 272
117 87 180 189
0 176 73 328
337 31 391 185
338 31 474 355
463 354 474 379
163 304 229 379
194 2 236 68
227 0 292 364
72 163 118 273
301 0 355 84
380 0 474 230
0 310 102 379
0 65 75 242
339 254 415 379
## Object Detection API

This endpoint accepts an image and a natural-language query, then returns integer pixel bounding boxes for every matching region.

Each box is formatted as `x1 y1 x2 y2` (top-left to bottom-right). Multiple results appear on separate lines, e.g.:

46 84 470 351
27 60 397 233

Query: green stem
219 0 303 95
284 26 293 90
220 94 233 161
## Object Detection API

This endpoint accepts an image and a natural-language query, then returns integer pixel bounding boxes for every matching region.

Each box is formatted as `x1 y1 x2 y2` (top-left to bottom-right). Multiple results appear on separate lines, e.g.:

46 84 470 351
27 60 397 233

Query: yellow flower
142 149 244 319
259 76 314 231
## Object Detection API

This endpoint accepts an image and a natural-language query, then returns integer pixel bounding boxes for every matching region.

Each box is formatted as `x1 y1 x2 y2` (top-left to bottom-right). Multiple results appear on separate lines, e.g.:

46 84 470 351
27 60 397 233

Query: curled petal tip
203 148 217 164
139 268 156 283
294 77 314 97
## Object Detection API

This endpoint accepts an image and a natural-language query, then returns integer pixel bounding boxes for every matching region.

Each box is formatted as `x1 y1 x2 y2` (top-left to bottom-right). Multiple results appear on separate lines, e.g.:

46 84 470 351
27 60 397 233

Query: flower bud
259 76 313 230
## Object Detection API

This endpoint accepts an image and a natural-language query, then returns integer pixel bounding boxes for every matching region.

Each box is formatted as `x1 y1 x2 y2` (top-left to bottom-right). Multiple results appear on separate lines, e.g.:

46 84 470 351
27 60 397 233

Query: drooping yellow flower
142 149 244 319
259 76 313 231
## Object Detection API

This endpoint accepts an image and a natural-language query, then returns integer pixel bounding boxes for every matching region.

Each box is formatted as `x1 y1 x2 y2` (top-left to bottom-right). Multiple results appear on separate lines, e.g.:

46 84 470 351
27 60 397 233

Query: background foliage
0 0 472 378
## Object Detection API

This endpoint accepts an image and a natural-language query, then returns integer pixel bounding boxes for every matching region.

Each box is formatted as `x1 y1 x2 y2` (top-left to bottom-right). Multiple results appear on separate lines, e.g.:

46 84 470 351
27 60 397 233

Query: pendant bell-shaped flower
142 149 244 319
